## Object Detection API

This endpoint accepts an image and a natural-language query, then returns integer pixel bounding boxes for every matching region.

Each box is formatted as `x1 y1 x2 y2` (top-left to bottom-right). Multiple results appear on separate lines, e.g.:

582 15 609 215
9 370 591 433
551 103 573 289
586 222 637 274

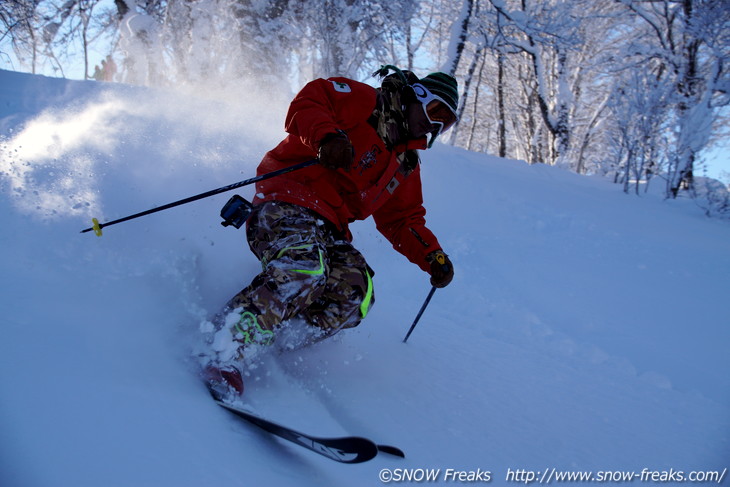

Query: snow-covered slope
1 70 728 487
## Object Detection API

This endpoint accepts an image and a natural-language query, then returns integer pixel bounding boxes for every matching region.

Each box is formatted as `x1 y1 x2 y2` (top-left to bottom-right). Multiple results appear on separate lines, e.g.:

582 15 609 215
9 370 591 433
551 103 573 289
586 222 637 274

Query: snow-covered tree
615 0 730 198
1 0 113 78
1 0 42 73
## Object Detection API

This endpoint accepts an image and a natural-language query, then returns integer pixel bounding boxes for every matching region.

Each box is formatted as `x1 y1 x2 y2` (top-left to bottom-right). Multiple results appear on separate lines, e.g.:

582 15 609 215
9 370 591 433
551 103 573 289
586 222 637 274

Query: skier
203 65 458 399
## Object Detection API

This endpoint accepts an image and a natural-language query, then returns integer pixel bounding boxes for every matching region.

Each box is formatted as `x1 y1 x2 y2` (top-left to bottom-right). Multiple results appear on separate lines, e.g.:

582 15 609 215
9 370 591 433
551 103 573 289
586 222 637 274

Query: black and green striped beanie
419 73 459 112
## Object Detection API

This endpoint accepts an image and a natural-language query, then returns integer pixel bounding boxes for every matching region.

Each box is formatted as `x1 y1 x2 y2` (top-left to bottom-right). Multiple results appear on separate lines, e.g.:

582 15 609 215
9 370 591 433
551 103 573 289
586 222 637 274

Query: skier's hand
318 130 354 171
426 250 453 288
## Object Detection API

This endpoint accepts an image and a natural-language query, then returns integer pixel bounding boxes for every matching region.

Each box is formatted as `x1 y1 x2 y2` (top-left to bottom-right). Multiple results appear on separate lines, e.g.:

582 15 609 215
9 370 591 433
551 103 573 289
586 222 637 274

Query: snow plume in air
0 95 124 218
0 79 288 221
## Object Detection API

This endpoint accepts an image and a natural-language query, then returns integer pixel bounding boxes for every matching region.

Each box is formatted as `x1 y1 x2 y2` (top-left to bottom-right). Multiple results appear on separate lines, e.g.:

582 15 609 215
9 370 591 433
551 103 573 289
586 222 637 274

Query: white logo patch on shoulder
331 80 352 93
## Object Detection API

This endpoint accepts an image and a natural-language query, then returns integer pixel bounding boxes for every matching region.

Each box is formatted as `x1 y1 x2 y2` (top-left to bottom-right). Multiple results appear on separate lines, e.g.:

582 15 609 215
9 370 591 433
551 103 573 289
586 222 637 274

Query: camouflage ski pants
215 201 374 356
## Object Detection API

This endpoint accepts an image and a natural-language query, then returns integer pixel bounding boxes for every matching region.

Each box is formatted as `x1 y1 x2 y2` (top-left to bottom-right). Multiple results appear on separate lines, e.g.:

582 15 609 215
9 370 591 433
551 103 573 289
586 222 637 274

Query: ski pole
402 286 437 343
81 159 319 236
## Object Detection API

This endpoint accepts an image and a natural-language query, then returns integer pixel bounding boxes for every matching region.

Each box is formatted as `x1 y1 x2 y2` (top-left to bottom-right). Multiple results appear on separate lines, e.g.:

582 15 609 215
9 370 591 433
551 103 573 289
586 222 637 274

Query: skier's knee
303 265 375 331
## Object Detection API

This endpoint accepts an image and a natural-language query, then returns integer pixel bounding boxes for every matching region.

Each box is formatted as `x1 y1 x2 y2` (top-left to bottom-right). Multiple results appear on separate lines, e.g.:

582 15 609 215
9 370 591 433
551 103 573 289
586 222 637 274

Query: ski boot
202 363 244 401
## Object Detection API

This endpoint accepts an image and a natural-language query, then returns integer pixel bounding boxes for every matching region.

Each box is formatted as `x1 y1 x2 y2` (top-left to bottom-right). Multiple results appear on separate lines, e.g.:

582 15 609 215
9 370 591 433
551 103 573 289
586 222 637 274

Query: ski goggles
411 83 458 136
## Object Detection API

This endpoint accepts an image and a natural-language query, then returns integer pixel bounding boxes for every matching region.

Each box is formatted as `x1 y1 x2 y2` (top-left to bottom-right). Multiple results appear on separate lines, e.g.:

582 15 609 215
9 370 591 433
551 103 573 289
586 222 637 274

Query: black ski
215 400 404 463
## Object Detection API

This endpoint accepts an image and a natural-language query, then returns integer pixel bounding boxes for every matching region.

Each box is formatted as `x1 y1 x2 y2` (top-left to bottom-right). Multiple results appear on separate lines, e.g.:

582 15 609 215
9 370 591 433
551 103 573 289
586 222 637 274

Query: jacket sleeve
284 78 374 152
372 165 441 273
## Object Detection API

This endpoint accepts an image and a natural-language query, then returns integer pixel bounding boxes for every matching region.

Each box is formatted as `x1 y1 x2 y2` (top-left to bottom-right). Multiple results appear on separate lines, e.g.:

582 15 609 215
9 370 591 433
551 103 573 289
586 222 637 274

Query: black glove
426 250 454 288
318 130 354 171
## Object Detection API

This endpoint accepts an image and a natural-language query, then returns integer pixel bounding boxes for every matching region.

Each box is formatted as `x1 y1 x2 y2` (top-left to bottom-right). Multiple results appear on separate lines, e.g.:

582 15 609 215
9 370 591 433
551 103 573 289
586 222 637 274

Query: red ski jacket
253 77 441 273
